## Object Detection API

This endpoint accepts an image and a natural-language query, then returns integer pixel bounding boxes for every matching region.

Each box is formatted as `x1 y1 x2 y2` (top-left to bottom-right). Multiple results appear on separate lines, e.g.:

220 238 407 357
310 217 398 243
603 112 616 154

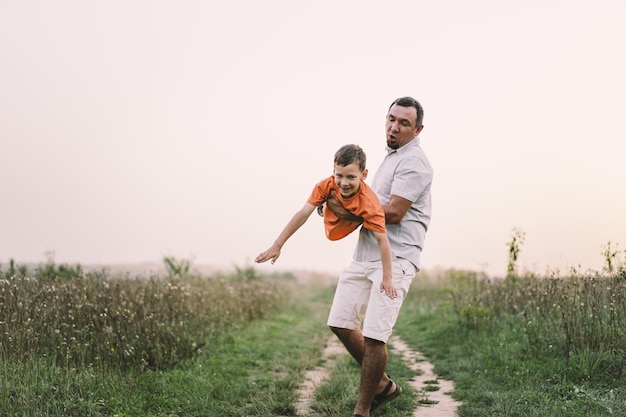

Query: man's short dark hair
389 96 424 127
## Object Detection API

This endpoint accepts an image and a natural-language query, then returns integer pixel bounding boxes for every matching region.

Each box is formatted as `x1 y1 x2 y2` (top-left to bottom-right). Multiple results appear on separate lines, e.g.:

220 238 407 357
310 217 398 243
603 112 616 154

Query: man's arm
324 189 364 223
327 190 412 225
383 195 413 224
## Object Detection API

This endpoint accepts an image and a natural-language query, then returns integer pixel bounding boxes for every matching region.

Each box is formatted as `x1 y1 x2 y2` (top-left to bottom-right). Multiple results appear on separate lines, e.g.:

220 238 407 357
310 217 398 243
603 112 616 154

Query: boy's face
333 162 367 198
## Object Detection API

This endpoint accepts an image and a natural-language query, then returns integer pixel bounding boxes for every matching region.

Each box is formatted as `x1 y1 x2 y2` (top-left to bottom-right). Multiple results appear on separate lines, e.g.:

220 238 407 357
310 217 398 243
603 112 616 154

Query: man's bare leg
329 326 364 364
352 337 387 416
330 327 392 416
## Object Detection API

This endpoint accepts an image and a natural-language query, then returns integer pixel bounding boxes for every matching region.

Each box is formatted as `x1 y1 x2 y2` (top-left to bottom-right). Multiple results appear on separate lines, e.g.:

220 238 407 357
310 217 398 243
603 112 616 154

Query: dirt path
388 336 462 417
296 335 461 417
294 336 347 415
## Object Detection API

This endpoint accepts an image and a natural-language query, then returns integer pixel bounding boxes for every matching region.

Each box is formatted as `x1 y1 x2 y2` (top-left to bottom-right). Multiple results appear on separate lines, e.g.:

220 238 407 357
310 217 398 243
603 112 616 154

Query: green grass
1 270 422 416
5 259 626 416
2 285 322 416
0 263 287 372
309 353 416 417
0 261 292 416
395 271 626 417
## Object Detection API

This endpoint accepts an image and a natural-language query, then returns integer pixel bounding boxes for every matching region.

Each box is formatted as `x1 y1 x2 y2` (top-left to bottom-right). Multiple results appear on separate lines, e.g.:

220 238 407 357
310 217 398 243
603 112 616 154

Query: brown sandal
370 379 402 414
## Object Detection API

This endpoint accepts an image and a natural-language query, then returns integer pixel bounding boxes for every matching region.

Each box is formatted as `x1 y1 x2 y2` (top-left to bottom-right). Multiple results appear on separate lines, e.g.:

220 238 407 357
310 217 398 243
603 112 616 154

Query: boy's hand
380 277 398 299
255 245 281 264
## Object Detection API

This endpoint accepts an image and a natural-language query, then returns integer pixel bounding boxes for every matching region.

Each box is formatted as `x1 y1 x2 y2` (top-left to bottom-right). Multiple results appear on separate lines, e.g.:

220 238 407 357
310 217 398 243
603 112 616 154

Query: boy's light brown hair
334 144 366 172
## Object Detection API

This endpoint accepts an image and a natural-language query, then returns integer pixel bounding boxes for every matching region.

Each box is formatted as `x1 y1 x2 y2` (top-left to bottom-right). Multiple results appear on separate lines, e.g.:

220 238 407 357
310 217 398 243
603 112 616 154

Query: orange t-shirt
307 176 386 241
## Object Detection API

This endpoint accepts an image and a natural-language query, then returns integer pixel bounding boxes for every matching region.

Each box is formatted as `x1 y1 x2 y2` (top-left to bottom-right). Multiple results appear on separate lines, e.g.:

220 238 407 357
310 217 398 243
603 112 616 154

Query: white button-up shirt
353 137 433 269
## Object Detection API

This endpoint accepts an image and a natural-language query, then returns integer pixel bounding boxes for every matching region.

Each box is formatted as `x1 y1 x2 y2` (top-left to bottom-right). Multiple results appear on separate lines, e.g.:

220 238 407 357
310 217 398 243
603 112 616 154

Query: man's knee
364 336 386 346
329 325 344 336
329 326 358 341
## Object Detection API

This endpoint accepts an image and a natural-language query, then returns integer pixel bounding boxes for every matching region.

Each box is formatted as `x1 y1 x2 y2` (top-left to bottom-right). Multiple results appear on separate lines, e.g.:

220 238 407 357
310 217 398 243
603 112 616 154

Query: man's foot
370 379 402 414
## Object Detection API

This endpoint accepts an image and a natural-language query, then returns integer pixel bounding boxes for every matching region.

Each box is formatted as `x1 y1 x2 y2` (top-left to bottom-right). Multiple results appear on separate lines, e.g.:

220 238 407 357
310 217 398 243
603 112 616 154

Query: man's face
333 162 367 198
385 104 424 149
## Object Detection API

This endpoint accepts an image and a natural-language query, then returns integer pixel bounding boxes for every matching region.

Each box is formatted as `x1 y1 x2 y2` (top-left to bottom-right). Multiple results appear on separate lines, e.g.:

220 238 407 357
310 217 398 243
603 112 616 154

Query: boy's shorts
327 257 417 343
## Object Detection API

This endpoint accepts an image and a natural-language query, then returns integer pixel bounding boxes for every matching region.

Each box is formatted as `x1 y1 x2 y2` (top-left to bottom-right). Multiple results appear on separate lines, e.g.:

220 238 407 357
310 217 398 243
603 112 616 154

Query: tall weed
447 269 626 378
0 261 285 371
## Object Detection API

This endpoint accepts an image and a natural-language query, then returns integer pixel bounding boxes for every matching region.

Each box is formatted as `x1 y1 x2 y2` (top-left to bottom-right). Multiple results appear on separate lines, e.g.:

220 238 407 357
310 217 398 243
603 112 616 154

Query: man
325 96 433 417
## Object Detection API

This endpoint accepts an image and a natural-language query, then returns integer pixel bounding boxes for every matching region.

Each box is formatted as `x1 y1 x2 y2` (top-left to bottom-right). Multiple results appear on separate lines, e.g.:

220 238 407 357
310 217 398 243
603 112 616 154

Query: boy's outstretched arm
373 231 397 299
255 202 316 265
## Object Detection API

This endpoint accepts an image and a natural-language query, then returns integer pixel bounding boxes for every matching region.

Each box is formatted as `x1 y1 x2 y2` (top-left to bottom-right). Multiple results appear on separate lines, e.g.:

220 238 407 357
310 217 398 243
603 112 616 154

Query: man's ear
362 168 369 180
415 124 424 136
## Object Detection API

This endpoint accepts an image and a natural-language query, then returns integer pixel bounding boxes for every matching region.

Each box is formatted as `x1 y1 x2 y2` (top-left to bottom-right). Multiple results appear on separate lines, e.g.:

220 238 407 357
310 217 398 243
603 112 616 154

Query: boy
255 144 397 299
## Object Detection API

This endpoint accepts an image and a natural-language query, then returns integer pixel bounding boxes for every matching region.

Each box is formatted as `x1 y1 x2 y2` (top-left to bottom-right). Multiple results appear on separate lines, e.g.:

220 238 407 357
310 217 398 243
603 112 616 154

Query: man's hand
325 189 364 223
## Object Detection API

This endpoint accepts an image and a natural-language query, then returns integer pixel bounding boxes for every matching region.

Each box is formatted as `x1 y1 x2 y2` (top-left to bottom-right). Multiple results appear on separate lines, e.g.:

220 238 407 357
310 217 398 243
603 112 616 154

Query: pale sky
1 0 625 278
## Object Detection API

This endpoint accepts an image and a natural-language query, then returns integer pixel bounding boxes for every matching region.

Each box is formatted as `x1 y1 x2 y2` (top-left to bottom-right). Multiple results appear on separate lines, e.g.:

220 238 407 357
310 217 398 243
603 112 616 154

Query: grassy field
0 260 294 416
395 268 626 417
2 258 626 416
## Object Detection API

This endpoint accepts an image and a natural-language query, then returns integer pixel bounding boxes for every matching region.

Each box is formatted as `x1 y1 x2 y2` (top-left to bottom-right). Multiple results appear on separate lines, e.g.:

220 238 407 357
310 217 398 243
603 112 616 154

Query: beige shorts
326 258 417 343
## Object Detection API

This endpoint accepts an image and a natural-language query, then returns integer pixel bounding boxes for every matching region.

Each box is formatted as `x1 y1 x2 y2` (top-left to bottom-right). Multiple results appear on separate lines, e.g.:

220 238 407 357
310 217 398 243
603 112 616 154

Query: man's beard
387 140 399 149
